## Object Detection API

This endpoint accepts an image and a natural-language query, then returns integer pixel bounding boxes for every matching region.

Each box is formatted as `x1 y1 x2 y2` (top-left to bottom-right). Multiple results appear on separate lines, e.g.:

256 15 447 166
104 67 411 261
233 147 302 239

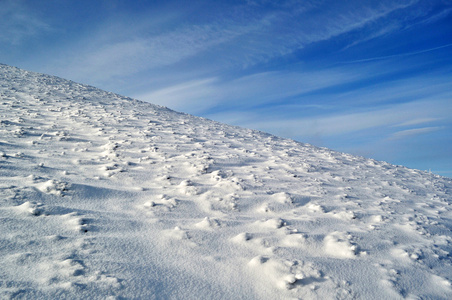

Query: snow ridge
1 64 452 299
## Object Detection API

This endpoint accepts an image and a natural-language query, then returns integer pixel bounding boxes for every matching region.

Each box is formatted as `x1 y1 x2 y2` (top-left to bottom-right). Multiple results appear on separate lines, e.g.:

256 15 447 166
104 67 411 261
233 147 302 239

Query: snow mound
1 63 451 299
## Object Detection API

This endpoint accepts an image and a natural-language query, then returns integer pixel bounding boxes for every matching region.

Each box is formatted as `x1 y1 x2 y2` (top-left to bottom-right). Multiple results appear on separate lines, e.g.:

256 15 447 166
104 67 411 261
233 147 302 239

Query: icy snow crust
1 63 451 299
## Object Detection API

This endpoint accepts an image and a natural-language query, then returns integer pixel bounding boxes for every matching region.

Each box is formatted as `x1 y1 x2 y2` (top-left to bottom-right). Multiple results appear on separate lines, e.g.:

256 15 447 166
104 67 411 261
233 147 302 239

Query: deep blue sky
1 0 452 177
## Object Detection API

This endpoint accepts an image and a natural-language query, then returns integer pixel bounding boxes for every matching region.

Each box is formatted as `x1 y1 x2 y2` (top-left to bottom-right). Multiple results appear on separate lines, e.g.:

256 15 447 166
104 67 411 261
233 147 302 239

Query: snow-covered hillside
1 63 451 299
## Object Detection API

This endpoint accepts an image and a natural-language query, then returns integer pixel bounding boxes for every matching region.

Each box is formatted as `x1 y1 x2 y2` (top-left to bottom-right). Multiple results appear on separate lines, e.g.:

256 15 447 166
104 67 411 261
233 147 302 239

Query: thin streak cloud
390 127 443 140
340 43 452 64
395 118 439 127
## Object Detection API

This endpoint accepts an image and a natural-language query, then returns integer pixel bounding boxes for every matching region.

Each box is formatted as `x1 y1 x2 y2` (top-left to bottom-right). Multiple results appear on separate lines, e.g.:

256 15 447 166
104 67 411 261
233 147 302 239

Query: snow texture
1 63 452 299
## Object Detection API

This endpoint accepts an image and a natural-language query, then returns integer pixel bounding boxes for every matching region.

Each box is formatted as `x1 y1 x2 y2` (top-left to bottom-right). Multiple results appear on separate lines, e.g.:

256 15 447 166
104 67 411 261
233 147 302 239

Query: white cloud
134 78 218 113
207 97 451 140
315 70 452 107
390 127 443 140
0 0 51 45
132 56 452 120
133 68 363 114
341 43 452 64
46 0 427 86
50 14 267 83
395 118 439 127
416 6 452 25
244 1 412 60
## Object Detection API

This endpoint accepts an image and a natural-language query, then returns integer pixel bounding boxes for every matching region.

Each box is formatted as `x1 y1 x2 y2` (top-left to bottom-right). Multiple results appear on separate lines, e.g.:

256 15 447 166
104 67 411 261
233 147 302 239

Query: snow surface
1 63 452 299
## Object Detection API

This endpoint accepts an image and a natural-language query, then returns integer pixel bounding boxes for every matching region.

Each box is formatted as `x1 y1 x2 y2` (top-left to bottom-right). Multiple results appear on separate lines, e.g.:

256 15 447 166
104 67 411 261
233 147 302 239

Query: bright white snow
1 63 451 299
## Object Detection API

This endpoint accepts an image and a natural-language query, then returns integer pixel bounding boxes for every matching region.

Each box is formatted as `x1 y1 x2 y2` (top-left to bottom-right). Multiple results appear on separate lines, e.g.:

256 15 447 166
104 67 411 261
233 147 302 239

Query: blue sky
1 0 452 177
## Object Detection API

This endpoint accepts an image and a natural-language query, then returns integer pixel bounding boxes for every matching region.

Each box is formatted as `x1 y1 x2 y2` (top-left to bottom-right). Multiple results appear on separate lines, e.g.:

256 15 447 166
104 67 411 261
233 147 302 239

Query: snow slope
1 63 451 299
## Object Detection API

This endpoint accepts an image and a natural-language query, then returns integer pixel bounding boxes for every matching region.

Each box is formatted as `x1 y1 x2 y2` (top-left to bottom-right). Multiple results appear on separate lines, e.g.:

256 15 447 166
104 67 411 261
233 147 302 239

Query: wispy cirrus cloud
390 127 444 140
47 0 428 88
135 78 219 113
395 118 439 127
194 0 423 68
0 0 51 45
136 55 452 118
50 17 266 84
340 43 452 64
207 94 451 140
134 68 366 114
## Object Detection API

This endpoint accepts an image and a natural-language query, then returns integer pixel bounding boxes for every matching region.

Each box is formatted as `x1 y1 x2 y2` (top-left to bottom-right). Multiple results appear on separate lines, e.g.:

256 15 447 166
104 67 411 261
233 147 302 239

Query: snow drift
1 63 451 299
